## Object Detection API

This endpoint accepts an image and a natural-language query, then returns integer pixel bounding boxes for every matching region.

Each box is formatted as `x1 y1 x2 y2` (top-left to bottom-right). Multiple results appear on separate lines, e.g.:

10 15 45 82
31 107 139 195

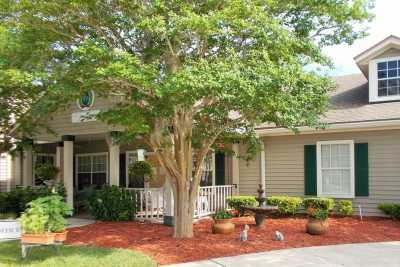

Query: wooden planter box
21 233 55 245
52 231 68 242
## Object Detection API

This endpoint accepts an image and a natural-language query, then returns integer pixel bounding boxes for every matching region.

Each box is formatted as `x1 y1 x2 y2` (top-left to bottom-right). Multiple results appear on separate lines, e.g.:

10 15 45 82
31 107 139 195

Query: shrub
266 196 302 216
0 184 66 216
214 209 233 220
337 200 353 216
378 203 400 219
303 197 335 220
19 195 72 234
88 185 136 221
226 196 257 216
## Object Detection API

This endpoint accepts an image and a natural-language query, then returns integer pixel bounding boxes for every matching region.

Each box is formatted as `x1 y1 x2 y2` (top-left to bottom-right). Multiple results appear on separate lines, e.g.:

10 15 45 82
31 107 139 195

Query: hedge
378 203 400 219
226 196 257 216
266 196 302 216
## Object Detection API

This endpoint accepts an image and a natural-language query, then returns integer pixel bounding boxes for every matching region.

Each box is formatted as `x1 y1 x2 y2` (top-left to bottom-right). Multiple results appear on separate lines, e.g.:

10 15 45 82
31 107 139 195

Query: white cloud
323 0 400 76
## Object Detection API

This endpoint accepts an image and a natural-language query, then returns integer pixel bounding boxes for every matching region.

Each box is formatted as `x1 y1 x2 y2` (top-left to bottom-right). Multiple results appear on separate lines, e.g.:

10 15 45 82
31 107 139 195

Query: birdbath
244 184 278 227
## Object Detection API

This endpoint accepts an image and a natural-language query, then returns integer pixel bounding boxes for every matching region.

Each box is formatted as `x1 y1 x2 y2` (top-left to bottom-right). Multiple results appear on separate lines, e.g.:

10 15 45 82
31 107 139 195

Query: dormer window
354 36 400 103
377 60 400 97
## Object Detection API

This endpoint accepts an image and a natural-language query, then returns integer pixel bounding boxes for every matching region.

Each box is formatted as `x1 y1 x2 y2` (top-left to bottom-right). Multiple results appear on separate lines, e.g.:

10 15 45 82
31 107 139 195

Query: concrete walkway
67 217 95 228
166 241 400 267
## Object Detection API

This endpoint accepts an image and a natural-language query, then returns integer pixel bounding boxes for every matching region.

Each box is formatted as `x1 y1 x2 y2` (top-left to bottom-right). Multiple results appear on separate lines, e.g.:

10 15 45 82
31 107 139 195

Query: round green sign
77 91 95 110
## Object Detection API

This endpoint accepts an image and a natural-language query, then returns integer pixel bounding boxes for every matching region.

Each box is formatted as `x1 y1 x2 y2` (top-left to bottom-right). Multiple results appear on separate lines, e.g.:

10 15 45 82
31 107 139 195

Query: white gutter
256 119 400 137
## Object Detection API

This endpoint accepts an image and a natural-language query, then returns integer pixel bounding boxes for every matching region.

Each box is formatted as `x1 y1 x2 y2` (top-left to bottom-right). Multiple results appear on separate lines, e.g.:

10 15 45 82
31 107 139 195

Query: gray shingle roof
256 73 400 129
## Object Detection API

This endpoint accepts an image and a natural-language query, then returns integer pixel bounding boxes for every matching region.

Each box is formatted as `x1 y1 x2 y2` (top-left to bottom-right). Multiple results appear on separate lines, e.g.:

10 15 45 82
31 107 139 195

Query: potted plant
35 163 59 185
19 195 72 244
20 202 54 244
39 195 73 242
129 161 154 187
212 209 235 234
303 197 334 235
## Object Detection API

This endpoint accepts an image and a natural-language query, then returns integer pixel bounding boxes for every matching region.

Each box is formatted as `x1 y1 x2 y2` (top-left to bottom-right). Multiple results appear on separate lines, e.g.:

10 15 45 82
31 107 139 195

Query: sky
324 0 400 76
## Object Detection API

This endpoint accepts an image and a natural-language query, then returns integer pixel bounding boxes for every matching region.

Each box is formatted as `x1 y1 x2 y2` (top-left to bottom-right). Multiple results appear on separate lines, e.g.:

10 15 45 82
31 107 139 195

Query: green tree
1 0 372 238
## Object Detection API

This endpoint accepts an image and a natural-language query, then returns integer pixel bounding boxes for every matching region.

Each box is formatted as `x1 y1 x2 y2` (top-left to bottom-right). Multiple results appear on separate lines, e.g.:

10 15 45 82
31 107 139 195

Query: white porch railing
127 185 234 221
194 185 234 218
126 187 165 221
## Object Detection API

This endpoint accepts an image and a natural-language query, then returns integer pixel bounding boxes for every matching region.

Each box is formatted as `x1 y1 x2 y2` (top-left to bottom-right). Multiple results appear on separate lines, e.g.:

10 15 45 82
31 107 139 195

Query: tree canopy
0 0 373 237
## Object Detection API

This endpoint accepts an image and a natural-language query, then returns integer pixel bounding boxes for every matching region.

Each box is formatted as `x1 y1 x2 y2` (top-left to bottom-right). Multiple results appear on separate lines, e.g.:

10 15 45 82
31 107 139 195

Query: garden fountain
244 184 278 227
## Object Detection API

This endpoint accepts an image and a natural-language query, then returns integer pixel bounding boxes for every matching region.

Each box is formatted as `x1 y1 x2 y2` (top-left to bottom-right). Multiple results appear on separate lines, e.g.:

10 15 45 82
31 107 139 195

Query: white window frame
369 56 400 103
316 140 355 199
75 152 109 189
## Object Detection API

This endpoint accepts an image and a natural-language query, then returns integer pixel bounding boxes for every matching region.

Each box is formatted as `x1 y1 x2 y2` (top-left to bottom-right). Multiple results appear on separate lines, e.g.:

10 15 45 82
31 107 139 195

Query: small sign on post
0 220 21 240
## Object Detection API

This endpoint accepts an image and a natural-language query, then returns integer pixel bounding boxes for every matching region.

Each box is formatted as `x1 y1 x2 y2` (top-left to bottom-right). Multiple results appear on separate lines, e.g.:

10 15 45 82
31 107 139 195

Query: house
5 35 400 217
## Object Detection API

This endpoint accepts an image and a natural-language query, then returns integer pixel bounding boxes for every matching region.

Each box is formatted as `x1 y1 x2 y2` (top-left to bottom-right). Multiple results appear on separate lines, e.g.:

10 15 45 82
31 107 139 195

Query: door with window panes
76 153 108 190
126 151 144 188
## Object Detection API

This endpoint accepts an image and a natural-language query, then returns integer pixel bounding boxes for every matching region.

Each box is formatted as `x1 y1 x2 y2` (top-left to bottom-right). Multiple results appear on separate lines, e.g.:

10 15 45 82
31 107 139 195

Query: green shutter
355 143 369 196
304 145 317 196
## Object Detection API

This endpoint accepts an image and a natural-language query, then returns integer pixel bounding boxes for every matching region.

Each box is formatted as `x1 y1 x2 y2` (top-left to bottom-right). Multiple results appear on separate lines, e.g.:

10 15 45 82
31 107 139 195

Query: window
377 60 400 97
76 153 108 190
193 152 214 186
0 154 9 181
317 140 354 198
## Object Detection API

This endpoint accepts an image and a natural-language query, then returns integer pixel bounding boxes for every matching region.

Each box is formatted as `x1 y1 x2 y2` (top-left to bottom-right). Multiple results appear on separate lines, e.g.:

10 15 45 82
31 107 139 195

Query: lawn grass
0 240 156 267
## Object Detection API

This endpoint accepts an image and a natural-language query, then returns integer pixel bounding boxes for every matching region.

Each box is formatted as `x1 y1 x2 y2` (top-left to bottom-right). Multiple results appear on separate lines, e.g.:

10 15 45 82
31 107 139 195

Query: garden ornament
275 231 284 241
239 225 250 241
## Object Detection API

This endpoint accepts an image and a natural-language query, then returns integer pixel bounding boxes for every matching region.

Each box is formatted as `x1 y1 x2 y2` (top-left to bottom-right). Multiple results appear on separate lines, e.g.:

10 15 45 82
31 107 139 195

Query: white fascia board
256 119 400 137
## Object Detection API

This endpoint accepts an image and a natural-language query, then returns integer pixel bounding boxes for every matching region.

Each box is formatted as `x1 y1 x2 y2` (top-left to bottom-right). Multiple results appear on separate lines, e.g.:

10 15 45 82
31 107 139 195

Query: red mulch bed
65 216 400 265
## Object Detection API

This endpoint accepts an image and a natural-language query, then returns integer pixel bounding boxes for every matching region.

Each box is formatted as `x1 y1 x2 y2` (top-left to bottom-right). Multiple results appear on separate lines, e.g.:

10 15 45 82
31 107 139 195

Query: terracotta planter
306 218 329 235
212 219 235 234
52 231 68 242
21 233 55 244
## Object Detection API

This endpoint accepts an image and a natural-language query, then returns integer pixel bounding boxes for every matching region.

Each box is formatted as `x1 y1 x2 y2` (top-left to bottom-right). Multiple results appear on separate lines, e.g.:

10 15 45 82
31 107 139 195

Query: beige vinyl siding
262 129 400 216
35 96 122 141
238 145 260 196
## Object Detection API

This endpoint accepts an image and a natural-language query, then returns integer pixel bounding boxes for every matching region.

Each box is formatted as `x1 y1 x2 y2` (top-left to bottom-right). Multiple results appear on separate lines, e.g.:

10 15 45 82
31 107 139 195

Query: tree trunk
173 184 195 238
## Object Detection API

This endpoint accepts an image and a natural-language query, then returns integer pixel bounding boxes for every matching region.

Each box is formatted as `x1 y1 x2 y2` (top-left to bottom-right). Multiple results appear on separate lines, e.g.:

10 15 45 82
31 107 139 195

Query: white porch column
260 141 266 197
14 150 22 186
232 143 240 195
163 178 174 226
55 142 63 183
63 135 74 208
109 143 120 186
22 142 33 187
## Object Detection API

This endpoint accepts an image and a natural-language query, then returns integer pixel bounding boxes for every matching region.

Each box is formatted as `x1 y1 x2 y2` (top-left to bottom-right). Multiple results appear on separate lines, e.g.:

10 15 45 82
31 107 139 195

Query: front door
215 152 225 185
76 153 108 190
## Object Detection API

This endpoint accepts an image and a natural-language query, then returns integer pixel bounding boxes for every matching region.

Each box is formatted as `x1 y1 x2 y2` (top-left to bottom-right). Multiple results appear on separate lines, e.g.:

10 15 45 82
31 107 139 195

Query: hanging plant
35 163 59 181
129 161 154 182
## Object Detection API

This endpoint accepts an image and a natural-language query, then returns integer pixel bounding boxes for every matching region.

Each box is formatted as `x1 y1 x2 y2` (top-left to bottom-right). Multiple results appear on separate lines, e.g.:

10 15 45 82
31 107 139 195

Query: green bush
214 209 233 220
303 197 334 220
266 196 302 216
226 196 257 216
378 203 400 219
337 200 353 216
0 184 66 216
88 185 136 221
